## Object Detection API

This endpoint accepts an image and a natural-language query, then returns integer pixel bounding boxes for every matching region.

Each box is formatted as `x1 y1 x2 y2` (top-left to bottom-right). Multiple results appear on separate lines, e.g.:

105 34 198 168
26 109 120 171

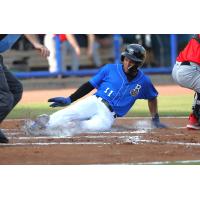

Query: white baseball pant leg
44 34 58 73
47 96 116 131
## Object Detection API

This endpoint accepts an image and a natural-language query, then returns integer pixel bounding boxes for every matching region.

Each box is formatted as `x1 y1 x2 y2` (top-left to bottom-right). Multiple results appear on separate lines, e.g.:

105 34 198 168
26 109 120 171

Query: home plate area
1 117 200 164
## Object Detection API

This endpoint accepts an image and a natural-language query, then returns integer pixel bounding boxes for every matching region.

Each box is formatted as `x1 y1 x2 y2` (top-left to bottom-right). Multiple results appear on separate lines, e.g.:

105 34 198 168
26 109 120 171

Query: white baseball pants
46 95 116 132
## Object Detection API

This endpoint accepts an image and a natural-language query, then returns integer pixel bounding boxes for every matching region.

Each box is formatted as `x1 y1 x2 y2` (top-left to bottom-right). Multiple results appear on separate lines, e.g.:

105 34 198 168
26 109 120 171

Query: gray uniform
172 61 200 93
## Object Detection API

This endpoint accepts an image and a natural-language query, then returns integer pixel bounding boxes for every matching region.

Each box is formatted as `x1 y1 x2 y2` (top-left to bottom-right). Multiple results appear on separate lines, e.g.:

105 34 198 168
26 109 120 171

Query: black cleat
0 129 9 143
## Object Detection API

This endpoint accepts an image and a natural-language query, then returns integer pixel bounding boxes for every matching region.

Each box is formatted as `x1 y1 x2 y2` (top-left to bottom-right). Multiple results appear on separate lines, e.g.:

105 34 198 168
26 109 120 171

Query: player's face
123 57 136 73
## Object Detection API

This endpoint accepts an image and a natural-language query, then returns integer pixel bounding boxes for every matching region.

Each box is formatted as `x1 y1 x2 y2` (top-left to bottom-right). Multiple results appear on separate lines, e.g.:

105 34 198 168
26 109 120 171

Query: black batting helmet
121 44 146 67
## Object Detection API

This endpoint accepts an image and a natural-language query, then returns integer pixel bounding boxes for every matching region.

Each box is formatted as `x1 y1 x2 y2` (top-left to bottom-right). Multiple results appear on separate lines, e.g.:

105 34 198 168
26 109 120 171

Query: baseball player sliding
29 44 166 135
172 34 200 130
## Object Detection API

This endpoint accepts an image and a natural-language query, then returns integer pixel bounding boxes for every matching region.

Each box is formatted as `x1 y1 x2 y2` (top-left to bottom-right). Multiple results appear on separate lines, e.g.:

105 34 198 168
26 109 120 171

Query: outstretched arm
148 97 167 128
24 34 50 57
48 81 95 107
148 97 158 118
70 81 95 102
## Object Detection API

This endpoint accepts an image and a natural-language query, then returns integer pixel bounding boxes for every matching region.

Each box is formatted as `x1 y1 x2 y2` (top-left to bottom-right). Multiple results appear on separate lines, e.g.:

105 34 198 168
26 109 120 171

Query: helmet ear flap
121 54 125 62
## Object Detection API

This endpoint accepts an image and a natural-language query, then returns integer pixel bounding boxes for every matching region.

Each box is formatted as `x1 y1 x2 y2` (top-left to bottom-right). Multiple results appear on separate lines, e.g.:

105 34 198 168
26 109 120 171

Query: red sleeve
58 34 67 42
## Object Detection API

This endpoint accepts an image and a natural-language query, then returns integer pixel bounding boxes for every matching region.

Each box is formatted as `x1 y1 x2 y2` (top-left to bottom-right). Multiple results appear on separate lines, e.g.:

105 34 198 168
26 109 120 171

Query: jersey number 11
104 88 113 97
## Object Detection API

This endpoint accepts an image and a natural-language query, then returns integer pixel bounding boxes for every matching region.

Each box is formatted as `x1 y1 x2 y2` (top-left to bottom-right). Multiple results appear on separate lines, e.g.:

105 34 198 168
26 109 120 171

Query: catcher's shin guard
192 92 200 123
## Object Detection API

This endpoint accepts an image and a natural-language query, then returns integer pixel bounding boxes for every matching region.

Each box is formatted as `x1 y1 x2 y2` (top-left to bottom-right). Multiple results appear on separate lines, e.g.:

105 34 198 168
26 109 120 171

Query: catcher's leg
187 92 200 130
192 92 200 122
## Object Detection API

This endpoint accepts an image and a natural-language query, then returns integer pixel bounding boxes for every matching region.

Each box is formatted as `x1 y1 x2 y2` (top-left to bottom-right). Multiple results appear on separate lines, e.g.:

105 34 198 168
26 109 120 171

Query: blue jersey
0 34 22 53
89 63 158 117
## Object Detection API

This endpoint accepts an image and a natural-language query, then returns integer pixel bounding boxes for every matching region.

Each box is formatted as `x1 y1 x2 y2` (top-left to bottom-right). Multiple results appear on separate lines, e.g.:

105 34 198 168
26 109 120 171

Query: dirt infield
1 117 200 164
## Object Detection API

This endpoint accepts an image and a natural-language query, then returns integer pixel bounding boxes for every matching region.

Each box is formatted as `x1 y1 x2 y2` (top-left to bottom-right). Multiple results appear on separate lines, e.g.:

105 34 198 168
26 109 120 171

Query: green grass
7 94 193 119
7 103 60 119
127 94 193 117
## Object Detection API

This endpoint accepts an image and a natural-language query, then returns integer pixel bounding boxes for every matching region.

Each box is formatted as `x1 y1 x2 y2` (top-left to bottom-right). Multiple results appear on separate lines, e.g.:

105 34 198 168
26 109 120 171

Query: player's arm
24 34 50 57
66 34 80 56
148 97 167 128
48 82 95 107
148 97 158 118
87 34 95 57
70 82 94 102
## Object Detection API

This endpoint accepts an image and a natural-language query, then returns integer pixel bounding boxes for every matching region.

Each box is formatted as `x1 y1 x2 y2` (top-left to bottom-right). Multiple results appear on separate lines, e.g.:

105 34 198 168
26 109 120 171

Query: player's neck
123 68 138 81
127 72 138 81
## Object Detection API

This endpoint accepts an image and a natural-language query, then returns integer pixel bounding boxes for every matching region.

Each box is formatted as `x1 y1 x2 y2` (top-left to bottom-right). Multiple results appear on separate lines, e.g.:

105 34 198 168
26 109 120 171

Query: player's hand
48 97 71 107
151 114 167 128
34 43 50 58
